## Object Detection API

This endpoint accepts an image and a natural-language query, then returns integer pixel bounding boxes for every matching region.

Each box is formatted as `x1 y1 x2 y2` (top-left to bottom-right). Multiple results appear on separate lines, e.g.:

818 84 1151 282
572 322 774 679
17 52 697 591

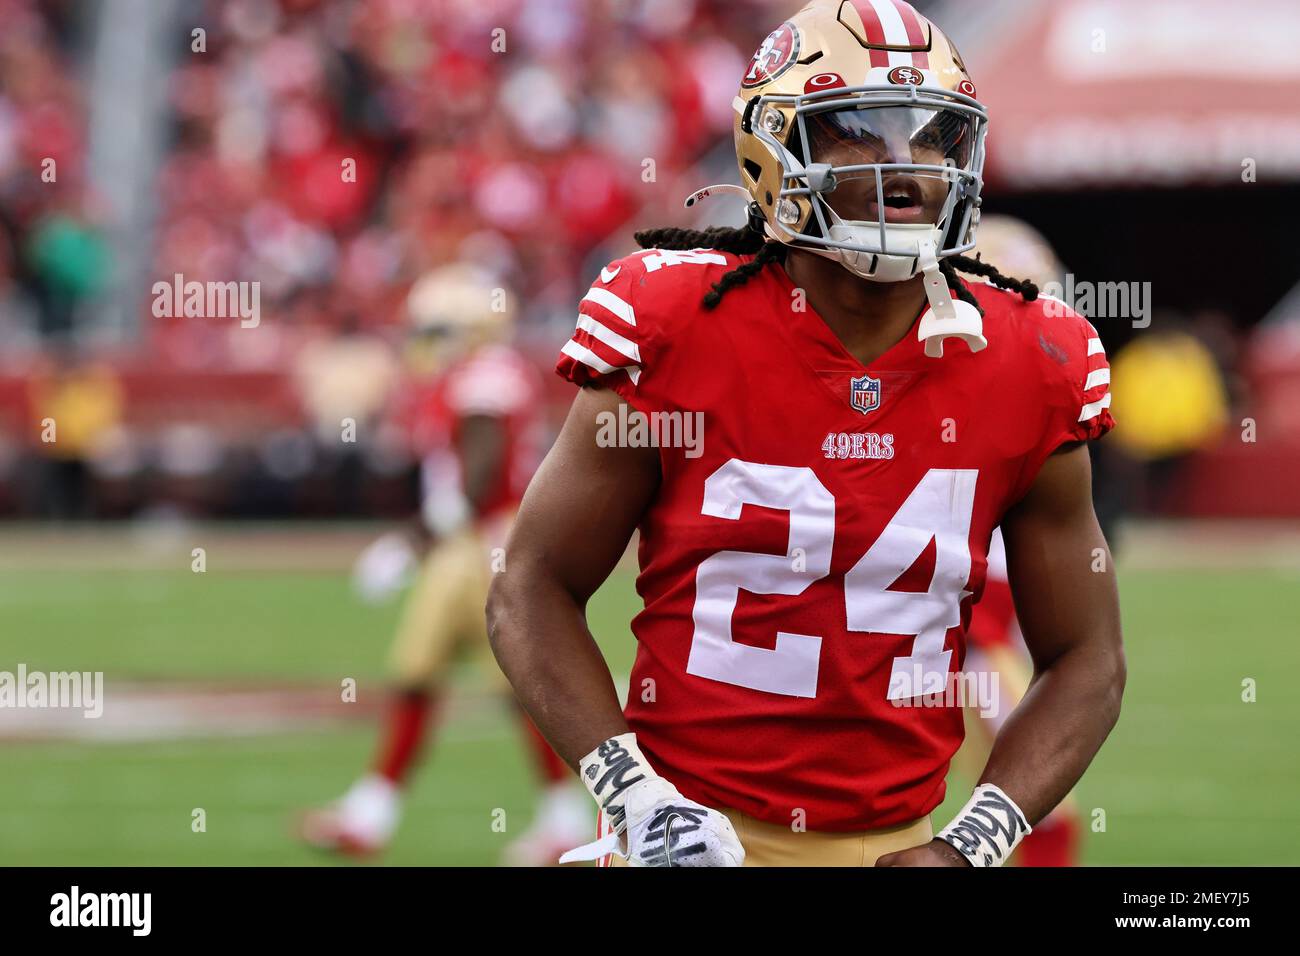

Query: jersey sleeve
555 254 657 406
1056 310 1115 445
1011 300 1116 502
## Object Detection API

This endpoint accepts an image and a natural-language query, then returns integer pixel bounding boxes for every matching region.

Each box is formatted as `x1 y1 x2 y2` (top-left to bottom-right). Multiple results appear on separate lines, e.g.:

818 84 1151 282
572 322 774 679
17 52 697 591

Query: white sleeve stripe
561 339 641 386
581 287 636 327
1083 368 1111 391
561 339 616 373
1087 337 1105 356
576 314 641 363
1078 392 1112 422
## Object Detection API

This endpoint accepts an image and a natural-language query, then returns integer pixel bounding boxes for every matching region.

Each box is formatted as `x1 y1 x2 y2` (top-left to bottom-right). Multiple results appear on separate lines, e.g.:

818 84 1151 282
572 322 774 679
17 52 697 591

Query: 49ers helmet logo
887 65 924 86
742 22 801 89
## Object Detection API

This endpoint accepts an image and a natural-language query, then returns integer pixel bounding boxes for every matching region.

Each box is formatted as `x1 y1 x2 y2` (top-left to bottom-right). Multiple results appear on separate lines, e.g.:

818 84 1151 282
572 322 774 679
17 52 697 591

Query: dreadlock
633 225 786 310
632 223 1039 315
942 253 1040 315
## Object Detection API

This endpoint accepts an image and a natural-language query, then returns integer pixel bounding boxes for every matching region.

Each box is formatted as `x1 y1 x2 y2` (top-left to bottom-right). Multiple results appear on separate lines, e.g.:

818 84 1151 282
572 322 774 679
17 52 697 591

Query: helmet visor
803 105 976 225
806 105 975 169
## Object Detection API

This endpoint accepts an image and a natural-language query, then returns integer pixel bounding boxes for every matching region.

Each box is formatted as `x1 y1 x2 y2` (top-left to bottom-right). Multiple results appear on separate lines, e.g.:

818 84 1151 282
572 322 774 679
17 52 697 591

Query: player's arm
984 441 1125 807
458 413 508 515
880 442 1124 867
414 409 510 547
486 384 744 866
353 413 509 601
486 385 656 765
415 412 508 545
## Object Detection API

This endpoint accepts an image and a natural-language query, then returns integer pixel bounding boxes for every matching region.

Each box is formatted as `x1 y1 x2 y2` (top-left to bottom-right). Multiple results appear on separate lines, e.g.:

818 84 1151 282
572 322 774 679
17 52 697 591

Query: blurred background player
298 263 589 864
954 215 1083 866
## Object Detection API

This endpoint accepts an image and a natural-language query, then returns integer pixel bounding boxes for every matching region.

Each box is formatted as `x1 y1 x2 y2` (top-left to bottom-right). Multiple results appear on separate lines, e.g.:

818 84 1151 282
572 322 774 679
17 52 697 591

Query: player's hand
351 531 417 603
559 776 745 867
875 838 972 867
561 733 745 867
619 777 745 867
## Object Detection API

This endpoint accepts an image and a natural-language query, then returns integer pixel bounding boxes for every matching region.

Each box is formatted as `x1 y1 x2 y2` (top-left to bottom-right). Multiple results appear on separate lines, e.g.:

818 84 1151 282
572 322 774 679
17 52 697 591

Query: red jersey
401 344 546 524
556 248 1114 831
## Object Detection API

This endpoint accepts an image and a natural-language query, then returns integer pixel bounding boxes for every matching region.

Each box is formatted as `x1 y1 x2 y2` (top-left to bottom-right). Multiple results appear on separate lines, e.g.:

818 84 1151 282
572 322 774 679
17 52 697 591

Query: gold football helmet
733 0 986 278
689 1 989 355
404 263 513 375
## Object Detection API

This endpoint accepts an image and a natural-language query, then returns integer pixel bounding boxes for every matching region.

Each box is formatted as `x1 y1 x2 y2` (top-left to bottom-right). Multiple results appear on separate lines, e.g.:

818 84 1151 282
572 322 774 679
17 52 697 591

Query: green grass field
1 536 1297 865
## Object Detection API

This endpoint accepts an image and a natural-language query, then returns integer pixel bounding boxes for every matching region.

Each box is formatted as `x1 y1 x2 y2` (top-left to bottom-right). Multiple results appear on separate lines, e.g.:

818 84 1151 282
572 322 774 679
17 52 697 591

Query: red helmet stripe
890 0 930 69
848 0 892 68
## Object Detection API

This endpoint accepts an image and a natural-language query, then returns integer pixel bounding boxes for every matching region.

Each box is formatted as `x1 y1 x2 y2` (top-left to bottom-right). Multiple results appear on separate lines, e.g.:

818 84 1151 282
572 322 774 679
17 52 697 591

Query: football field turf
1 528 1296 866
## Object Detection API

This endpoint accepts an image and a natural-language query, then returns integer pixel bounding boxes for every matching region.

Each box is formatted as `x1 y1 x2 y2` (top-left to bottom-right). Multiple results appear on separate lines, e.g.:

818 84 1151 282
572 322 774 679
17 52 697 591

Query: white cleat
298 775 401 858
503 784 595 867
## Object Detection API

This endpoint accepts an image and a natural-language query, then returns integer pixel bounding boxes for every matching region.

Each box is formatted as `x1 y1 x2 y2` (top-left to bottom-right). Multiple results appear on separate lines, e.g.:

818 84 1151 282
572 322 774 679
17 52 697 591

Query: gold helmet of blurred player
727 0 987 284
970 215 1065 290
404 263 515 376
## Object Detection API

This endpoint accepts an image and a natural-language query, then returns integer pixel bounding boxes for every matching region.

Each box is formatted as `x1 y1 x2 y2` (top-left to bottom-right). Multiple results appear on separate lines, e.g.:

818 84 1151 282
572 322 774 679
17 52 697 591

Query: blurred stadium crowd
0 0 764 519
0 0 1296 523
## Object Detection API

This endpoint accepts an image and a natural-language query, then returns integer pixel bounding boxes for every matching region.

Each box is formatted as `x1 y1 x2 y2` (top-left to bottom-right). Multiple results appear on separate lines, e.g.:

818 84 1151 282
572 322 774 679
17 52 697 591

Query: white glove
559 733 745 867
351 532 417 604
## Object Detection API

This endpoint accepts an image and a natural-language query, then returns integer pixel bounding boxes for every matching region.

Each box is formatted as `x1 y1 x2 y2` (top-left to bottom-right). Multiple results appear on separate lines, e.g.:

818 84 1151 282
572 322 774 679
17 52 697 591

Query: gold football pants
387 524 507 692
604 809 932 867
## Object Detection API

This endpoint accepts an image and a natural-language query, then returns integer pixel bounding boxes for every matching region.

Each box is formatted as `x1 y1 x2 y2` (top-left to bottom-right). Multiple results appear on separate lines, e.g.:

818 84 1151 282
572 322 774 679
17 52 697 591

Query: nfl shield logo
850 374 881 415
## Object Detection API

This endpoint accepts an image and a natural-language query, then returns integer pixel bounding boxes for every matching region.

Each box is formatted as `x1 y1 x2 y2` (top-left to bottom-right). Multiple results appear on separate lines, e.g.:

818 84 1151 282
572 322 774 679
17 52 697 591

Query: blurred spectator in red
147 0 760 370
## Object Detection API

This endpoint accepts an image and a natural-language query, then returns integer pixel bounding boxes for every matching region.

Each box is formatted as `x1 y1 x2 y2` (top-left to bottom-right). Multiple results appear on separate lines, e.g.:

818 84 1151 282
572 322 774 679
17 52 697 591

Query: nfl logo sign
850 374 881 415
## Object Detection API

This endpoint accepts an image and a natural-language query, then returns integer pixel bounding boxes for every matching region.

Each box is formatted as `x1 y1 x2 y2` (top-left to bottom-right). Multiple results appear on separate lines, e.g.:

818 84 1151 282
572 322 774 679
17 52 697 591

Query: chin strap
916 237 987 358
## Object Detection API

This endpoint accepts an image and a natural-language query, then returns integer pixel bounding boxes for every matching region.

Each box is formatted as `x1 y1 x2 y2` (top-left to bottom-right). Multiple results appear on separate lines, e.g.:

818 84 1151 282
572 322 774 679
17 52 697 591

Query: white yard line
0 674 634 744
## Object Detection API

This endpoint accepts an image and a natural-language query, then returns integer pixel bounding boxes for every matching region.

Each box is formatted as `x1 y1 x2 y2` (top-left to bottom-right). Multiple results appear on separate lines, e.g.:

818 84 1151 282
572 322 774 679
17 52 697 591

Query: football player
299 264 590 864
488 0 1124 867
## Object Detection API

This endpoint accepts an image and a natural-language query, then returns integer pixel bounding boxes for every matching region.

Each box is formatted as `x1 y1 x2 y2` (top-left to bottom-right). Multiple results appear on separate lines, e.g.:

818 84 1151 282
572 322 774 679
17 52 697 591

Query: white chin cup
808 224 989 359
818 215 942 283
915 235 986 358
